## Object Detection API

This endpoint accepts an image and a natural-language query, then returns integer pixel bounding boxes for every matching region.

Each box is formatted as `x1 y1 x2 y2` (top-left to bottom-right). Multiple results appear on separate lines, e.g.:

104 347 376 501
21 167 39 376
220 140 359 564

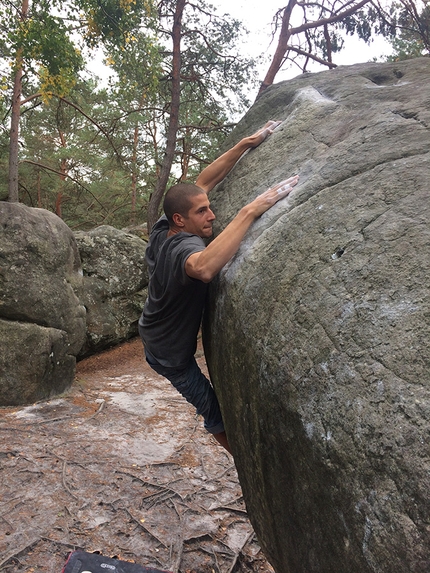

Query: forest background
1 0 429 232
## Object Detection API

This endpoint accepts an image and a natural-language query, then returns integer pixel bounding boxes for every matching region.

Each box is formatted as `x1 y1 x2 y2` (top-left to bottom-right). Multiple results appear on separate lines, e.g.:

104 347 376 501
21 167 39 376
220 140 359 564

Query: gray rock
0 203 86 405
0 320 77 403
203 58 430 573
74 225 148 357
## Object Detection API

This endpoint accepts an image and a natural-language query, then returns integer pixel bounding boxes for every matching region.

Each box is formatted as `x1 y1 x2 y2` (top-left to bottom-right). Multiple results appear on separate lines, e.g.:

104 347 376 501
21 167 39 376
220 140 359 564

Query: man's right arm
185 176 299 283
195 121 281 194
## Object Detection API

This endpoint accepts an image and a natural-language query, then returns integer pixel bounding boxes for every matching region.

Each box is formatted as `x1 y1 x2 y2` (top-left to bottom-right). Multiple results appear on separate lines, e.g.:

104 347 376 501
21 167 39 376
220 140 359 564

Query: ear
172 212 185 228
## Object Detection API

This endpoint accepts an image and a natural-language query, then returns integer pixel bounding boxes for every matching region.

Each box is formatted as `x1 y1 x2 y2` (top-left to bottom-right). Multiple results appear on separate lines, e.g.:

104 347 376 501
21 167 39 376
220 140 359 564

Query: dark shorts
144 349 224 435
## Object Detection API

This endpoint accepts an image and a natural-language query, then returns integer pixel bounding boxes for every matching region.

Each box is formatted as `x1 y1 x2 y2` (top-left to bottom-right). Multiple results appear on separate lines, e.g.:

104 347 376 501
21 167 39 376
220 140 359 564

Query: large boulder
74 225 148 357
204 57 430 573
0 203 86 405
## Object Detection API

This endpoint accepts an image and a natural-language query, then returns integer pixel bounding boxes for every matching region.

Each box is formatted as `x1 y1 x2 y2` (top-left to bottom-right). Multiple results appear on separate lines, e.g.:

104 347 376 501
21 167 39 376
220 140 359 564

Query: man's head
163 183 215 238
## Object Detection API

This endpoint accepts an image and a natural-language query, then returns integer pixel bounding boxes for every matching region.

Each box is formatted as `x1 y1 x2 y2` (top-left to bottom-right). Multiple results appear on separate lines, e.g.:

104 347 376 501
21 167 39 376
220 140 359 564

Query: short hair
163 183 205 225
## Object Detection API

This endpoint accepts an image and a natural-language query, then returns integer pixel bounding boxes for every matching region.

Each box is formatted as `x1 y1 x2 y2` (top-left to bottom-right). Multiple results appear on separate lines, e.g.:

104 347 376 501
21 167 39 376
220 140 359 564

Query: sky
86 0 393 99
212 0 393 89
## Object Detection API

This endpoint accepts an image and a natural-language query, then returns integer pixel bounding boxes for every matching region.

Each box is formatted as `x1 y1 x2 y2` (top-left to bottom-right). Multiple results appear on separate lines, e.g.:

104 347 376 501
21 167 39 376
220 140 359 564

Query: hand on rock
269 175 300 200
251 174 299 217
246 120 282 148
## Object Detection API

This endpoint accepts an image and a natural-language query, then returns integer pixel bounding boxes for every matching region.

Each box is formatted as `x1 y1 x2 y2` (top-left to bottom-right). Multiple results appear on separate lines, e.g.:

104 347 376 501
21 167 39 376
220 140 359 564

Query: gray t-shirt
139 216 207 368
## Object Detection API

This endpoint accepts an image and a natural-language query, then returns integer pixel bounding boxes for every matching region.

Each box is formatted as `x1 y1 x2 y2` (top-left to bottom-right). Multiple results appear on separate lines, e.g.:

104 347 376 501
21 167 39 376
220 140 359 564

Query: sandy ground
0 337 274 573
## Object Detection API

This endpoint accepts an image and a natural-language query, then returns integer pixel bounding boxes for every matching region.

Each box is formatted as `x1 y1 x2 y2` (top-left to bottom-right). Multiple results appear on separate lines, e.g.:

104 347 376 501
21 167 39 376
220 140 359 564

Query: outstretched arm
186 175 299 283
195 121 281 193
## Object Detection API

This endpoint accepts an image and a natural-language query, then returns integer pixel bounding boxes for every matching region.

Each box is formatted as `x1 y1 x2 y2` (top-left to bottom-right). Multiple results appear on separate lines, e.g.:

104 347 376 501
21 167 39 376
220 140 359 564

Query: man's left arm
195 120 281 194
185 175 299 283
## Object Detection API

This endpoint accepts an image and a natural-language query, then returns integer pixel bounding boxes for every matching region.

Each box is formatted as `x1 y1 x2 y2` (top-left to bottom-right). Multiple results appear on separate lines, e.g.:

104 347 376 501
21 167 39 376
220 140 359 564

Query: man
139 121 299 454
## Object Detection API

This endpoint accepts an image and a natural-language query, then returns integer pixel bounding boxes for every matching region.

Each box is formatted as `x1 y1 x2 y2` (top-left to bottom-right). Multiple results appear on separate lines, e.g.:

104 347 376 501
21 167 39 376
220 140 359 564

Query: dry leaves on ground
0 338 274 573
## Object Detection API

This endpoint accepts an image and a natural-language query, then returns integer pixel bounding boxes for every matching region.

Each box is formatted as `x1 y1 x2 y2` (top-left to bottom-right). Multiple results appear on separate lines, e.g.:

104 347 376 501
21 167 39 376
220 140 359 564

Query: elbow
189 263 217 283
186 253 219 283
196 268 216 283
201 274 214 284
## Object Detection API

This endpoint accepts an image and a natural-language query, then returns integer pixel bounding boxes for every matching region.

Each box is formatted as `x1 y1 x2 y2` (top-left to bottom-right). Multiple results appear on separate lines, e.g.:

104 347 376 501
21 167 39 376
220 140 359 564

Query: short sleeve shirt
138 216 208 368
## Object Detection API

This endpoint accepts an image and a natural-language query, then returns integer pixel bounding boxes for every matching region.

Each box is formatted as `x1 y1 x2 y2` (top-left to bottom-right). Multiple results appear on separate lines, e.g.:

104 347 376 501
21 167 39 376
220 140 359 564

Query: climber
138 121 299 454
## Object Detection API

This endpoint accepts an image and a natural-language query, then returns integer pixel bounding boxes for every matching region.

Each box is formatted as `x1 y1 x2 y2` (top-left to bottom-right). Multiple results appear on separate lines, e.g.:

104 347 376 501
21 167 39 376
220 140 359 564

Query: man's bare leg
213 431 232 455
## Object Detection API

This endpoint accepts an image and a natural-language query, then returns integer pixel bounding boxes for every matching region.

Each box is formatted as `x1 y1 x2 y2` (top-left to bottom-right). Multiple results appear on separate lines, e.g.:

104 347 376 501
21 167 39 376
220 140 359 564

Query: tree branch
58 96 123 163
21 159 108 212
147 0 186 232
290 0 371 35
258 0 371 97
287 45 338 68
19 92 124 164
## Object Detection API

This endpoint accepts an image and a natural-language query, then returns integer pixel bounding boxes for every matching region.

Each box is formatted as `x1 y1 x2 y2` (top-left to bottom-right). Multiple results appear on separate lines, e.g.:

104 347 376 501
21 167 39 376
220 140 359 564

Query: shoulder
150 215 169 235
146 216 170 274
168 232 205 253
147 216 169 250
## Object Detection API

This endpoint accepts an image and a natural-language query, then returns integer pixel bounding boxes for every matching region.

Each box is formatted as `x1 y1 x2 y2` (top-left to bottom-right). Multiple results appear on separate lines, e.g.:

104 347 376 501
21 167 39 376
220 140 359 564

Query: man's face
180 194 216 238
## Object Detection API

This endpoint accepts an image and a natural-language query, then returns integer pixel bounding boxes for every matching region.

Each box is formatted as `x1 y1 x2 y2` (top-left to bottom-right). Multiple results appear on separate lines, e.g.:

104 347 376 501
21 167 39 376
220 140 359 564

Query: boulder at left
0 203 86 406
74 225 148 358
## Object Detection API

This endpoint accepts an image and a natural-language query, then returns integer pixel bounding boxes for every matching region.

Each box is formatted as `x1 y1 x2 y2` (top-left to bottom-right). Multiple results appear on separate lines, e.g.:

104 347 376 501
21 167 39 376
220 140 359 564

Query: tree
383 0 430 60
257 0 430 97
257 0 382 97
146 0 186 230
100 0 255 231
2 0 254 231
17 77 157 230
7 0 29 203
0 0 157 203
80 25 162 226
2 0 84 201
145 0 256 230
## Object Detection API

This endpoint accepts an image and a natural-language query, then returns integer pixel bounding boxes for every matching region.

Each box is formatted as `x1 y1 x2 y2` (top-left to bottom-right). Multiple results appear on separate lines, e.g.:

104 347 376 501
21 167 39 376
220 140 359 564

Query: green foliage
340 0 430 62
0 0 158 101
18 82 147 229
341 5 396 42
310 3 397 63
177 0 256 116
76 0 157 47
386 0 430 60
15 13 83 76
106 29 161 101
2 0 256 229
0 106 8 202
1 3 80 105
387 36 426 59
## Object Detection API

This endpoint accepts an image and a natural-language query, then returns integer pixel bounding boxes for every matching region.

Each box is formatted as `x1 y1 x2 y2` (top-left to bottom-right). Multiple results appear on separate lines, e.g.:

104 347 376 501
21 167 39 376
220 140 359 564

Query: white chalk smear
277 184 293 195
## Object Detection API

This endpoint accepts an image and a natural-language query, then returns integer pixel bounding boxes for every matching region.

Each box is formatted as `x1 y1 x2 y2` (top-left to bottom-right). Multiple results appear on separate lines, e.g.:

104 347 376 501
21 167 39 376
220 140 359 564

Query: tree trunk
56 130 67 218
147 0 186 233
257 0 371 99
8 0 29 203
130 91 146 226
37 171 42 207
131 125 139 225
8 65 23 202
257 0 297 99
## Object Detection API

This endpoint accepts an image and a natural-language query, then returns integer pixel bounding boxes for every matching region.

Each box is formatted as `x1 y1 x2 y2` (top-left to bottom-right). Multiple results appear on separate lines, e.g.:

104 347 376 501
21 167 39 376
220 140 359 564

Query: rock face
203 58 430 573
0 203 86 405
0 209 148 404
74 225 148 357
